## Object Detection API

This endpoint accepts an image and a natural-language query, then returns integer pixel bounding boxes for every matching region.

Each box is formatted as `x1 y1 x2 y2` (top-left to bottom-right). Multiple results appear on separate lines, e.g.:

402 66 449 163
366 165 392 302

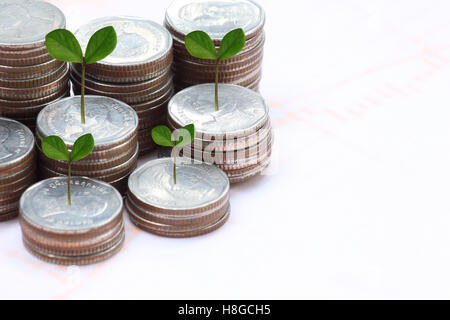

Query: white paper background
1 0 450 299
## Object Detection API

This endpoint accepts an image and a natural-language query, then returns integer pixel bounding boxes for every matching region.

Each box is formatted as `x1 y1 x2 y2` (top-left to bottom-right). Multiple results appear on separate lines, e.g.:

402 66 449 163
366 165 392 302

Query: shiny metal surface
0 117 34 169
20 177 123 233
36 95 138 147
165 0 264 39
128 158 229 210
168 83 268 137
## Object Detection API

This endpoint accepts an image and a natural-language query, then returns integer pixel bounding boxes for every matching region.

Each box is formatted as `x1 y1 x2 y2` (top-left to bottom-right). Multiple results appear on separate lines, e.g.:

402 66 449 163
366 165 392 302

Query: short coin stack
19 177 125 265
168 84 272 183
71 16 174 155
0 0 70 131
36 96 139 194
126 158 230 237
0 118 36 221
165 0 265 92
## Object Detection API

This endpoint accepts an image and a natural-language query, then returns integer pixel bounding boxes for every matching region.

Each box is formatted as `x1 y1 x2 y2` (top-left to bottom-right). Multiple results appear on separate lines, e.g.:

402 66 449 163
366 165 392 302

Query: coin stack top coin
164 0 265 92
168 83 273 183
36 95 139 194
0 0 70 129
0 117 36 221
71 17 174 155
126 158 230 237
19 177 125 265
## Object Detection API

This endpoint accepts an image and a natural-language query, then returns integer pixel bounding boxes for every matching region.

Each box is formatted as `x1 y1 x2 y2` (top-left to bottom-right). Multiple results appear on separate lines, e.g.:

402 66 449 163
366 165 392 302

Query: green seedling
41 133 95 205
151 124 195 185
185 28 246 111
45 26 117 124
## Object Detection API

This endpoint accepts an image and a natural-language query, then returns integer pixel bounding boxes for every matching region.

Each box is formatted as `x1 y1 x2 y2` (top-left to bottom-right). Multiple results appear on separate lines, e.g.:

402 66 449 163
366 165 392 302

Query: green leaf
71 133 94 162
175 124 195 147
152 125 176 147
84 26 117 64
185 30 217 60
42 136 69 161
45 29 83 63
217 28 245 61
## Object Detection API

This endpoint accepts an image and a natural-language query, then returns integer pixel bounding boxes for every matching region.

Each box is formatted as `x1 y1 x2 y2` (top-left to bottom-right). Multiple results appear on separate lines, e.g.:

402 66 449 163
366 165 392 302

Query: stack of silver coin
36 96 139 194
70 17 174 155
0 0 70 131
19 177 125 265
126 158 230 237
164 0 265 92
0 118 36 221
168 84 272 183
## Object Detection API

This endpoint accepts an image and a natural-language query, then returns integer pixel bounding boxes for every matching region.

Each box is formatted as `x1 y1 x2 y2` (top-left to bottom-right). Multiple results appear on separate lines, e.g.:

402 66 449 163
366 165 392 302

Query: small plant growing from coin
41 133 95 205
151 124 195 185
185 28 246 112
45 27 117 124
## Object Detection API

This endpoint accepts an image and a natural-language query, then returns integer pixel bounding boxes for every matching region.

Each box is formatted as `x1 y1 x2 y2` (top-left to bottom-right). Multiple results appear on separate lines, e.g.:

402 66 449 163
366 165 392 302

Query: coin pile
36 96 139 194
126 158 230 237
0 0 70 131
164 0 265 92
0 118 36 221
19 177 124 265
168 84 272 183
70 16 174 155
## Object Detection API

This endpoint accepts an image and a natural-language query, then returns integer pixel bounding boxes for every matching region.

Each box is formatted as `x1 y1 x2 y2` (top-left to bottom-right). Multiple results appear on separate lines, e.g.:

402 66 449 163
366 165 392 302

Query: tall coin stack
126 158 230 237
19 177 125 265
36 96 139 194
168 84 272 183
164 0 265 92
0 0 70 131
70 17 174 155
0 118 36 221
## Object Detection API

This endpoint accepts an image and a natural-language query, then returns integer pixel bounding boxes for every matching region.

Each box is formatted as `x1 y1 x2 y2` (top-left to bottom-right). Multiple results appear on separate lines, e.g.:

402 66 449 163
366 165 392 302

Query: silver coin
168 83 268 137
36 95 138 148
0 117 34 170
128 157 229 211
0 0 65 50
74 16 172 69
20 176 123 233
165 0 264 40
227 156 270 184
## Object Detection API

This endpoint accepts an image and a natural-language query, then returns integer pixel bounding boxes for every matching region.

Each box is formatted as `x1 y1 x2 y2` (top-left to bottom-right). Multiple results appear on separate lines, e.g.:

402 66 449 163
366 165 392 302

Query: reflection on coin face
166 0 264 39
37 95 138 146
20 177 123 232
128 158 229 210
0 0 65 47
75 16 172 66
0 117 34 167
168 83 268 136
